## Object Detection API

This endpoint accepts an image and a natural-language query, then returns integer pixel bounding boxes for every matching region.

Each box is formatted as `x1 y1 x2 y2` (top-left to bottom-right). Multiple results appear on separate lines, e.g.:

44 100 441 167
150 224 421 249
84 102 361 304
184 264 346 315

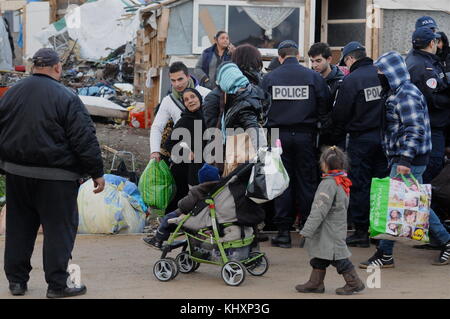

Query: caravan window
193 0 304 57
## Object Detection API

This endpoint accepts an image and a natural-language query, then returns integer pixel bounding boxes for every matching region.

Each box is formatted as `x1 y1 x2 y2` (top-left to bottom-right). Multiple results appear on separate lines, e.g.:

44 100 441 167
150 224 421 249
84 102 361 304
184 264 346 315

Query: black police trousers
310 257 354 274
346 130 388 231
423 128 445 184
4 174 79 290
272 130 318 230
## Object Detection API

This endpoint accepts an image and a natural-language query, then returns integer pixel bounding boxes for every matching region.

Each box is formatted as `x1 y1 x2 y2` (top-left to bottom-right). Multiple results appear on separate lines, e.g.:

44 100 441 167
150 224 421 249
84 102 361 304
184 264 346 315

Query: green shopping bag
138 159 176 214
370 175 431 243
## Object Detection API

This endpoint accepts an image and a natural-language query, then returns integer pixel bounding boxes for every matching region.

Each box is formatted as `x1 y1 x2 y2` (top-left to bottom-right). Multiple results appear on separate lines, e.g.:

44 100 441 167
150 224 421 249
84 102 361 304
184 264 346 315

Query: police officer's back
332 42 383 143
262 40 330 248
406 26 450 182
332 42 388 247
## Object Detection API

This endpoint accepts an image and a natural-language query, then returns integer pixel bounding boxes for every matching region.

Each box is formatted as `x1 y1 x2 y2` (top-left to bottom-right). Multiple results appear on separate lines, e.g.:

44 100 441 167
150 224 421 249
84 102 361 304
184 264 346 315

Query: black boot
9 282 27 296
271 230 291 248
346 226 370 248
46 285 87 299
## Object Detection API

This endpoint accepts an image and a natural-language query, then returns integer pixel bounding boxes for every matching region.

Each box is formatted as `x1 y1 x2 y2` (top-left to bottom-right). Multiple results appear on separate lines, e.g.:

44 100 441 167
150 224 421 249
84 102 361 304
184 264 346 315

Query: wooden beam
304 0 311 66
0 1 26 11
49 0 57 23
320 0 328 42
199 7 217 45
365 0 373 58
157 7 170 42
327 19 367 24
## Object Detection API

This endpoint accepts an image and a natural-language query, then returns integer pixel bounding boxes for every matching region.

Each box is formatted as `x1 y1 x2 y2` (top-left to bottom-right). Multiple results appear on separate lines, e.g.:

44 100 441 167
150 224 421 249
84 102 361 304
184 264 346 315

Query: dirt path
95 122 150 174
0 233 449 299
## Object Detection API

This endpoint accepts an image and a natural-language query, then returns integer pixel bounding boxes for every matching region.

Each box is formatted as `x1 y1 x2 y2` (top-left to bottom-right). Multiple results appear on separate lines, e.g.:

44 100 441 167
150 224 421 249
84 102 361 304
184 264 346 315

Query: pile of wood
135 5 171 129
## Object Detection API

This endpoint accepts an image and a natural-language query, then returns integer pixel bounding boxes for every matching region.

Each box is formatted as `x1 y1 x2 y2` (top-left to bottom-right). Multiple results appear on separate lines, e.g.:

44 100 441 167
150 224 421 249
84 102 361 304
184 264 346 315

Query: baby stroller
152 163 269 286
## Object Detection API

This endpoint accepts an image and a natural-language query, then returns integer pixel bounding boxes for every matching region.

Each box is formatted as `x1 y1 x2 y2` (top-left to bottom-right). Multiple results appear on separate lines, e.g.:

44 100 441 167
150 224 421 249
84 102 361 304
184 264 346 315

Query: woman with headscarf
163 88 207 212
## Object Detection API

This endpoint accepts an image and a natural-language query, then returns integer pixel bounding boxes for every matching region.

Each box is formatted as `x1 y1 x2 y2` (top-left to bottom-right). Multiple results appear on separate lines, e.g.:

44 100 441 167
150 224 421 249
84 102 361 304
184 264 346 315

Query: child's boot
295 269 325 293
335 268 365 295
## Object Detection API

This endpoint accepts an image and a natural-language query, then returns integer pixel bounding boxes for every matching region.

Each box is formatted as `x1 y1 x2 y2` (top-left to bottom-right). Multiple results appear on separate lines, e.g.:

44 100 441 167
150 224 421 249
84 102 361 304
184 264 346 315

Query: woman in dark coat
164 88 207 212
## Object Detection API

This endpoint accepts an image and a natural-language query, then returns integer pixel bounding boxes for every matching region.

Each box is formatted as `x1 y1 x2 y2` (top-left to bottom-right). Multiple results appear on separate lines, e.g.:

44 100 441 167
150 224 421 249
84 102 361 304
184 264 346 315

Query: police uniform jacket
332 57 383 137
406 49 450 129
262 57 330 131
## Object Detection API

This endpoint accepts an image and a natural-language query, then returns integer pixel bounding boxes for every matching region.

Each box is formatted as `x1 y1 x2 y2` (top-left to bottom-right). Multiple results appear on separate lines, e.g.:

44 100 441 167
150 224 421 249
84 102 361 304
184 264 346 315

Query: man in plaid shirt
359 51 450 268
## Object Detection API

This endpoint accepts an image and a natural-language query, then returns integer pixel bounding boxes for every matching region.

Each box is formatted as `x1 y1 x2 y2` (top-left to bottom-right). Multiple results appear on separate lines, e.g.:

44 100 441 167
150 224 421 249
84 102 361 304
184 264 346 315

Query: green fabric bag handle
394 173 420 188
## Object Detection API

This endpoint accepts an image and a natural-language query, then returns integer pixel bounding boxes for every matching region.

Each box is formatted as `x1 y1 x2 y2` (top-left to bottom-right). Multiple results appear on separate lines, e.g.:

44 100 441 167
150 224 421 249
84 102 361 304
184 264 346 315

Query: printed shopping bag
370 175 431 242
138 159 176 212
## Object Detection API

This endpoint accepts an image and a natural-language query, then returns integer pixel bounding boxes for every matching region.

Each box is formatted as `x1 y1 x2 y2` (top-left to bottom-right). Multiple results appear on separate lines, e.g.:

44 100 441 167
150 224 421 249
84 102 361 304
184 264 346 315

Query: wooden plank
365 0 373 58
327 19 367 24
374 8 383 58
198 7 216 45
49 0 57 23
304 0 311 66
321 0 328 42
157 7 170 42
0 1 26 11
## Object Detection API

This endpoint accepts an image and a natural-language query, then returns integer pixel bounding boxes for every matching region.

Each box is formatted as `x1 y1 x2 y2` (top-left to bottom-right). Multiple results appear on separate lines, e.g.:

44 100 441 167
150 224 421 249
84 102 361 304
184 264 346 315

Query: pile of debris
60 40 138 111
38 0 152 127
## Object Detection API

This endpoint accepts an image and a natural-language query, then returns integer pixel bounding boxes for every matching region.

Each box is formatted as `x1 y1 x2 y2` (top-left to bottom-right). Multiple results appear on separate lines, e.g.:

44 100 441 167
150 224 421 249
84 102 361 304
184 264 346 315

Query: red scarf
322 170 352 196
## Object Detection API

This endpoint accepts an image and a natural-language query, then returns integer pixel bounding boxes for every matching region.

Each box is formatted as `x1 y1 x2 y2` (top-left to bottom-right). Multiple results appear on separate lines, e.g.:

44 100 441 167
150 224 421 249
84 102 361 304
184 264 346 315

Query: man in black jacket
332 42 388 248
308 42 345 147
0 48 105 298
262 40 330 248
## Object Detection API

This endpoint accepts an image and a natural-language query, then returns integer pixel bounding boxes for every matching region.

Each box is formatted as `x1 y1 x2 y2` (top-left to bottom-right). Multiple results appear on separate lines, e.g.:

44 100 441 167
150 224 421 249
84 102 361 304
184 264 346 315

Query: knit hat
198 163 220 184
216 62 249 94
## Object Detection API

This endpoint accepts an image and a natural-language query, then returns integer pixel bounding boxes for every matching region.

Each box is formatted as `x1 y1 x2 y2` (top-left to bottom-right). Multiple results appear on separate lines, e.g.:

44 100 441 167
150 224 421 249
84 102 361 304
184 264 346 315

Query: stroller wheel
193 261 200 271
245 252 269 276
176 252 196 273
153 259 176 282
165 257 179 279
221 261 246 286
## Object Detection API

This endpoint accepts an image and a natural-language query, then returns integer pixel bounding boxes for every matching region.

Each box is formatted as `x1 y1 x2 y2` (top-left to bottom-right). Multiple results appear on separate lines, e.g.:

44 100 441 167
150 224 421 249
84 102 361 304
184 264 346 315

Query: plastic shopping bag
369 175 431 243
77 177 146 234
138 159 176 212
246 140 289 204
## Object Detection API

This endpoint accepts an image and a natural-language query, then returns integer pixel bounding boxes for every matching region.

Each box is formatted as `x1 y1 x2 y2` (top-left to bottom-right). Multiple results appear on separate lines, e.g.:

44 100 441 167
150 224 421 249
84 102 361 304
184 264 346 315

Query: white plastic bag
77 179 146 234
246 140 290 204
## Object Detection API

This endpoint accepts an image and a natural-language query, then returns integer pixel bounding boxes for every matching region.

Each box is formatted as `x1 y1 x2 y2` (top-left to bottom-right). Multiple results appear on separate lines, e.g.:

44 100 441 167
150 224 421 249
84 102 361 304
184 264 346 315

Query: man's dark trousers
347 130 388 231
423 129 445 184
4 174 79 290
273 130 318 230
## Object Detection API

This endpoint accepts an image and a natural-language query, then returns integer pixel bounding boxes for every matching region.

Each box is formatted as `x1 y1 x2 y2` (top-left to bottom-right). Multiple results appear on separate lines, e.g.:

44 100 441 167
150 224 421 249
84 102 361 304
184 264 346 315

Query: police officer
331 42 388 248
415 16 438 33
262 40 330 248
406 27 450 184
